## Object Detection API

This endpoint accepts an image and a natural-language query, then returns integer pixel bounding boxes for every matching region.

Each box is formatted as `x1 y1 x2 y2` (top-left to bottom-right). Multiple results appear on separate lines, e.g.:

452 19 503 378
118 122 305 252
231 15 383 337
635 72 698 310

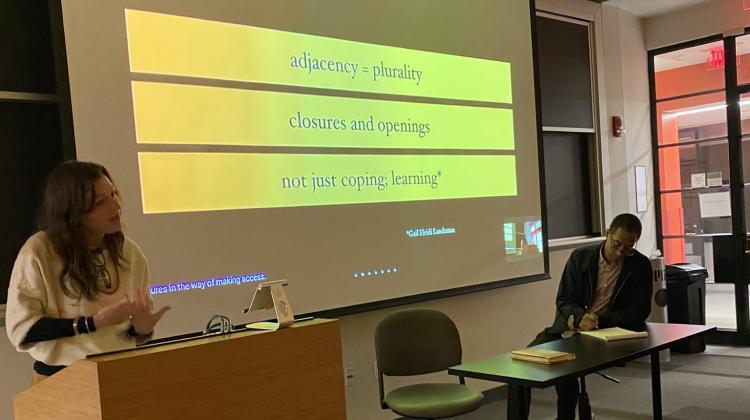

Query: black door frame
649 31 750 345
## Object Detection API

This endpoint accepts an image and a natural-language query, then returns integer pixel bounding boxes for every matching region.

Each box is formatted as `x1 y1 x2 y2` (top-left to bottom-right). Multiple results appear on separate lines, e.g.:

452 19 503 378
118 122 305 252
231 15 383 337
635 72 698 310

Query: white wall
644 0 750 50
0 1 656 419
599 5 658 256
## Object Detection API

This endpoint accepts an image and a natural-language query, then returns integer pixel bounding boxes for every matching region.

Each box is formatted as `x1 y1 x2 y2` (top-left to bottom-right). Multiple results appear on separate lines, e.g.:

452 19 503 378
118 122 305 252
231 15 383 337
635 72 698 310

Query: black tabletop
449 323 714 388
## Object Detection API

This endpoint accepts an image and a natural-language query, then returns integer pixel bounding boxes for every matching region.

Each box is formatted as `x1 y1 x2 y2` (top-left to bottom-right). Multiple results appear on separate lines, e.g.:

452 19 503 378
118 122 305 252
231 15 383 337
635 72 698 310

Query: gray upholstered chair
374 308 484 419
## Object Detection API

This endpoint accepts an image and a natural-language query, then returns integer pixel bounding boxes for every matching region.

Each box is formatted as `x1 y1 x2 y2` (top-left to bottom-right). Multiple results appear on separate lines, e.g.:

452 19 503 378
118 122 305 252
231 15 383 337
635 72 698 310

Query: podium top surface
88 317 336 362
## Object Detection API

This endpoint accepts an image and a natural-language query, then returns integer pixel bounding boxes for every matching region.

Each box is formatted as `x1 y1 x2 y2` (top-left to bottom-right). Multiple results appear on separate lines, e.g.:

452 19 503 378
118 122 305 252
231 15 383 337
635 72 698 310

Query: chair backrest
375 308 462 376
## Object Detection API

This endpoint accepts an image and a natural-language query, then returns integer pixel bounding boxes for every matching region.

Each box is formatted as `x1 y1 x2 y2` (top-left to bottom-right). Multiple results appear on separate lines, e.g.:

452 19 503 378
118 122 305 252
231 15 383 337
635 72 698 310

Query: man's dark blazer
545 241 653 335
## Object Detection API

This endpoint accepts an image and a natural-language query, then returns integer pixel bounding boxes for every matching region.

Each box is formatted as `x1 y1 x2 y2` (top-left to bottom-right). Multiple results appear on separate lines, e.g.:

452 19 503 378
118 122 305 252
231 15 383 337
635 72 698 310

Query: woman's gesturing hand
93 297 135 330
130 289 171 335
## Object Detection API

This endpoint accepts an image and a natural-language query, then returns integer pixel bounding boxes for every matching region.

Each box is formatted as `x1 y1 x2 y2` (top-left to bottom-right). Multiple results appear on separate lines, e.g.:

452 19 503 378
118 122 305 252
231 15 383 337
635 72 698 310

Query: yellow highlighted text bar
138 152 517 213
125 9 512 103
132 81 514 150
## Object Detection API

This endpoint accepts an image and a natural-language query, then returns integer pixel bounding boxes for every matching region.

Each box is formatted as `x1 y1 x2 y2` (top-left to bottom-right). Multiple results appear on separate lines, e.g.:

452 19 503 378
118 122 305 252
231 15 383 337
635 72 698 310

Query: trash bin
665 263 707 353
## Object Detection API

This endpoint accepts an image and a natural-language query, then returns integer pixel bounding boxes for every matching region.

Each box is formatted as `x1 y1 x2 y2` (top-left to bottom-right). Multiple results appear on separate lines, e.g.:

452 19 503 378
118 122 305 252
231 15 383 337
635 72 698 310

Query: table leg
507 384 530 420
578 376 592 420
651 351 662 420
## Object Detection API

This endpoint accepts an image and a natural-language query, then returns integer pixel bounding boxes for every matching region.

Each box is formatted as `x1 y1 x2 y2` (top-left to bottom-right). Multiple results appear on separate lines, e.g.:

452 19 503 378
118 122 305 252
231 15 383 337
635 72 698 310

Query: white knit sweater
5 231 149 366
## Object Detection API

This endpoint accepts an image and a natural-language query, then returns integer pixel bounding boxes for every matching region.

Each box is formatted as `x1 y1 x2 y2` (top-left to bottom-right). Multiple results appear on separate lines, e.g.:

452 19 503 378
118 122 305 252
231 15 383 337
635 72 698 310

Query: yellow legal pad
511 348 576 364
580 327 648 341
245 321 279 330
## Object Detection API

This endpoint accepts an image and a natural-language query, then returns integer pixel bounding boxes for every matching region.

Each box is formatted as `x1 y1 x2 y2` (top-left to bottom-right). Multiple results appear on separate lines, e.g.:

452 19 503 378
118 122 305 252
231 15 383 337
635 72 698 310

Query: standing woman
5 160 169 383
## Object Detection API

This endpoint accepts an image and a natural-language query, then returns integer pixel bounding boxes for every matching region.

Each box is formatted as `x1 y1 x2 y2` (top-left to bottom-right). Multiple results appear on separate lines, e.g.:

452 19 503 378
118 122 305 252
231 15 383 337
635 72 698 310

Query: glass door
651 35 750 344
734 33 750 342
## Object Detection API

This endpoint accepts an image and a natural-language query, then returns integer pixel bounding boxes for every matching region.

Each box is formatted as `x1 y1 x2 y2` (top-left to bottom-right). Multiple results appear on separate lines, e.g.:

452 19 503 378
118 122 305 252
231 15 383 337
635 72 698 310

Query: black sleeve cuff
127 326 153 337
23 317 75 344
23 316 99 345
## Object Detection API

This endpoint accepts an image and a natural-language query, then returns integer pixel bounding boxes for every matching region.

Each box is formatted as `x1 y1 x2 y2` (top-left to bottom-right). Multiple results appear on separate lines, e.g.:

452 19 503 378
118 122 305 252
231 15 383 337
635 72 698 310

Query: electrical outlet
345 367 355 387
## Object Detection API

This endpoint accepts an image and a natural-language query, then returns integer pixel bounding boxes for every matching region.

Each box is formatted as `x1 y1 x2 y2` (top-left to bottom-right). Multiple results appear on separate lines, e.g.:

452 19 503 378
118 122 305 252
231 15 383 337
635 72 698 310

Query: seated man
511 213 653 420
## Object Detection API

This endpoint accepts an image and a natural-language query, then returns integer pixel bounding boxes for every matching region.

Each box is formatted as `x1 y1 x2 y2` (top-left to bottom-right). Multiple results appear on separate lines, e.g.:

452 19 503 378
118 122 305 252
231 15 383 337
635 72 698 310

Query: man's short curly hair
609 213 642 239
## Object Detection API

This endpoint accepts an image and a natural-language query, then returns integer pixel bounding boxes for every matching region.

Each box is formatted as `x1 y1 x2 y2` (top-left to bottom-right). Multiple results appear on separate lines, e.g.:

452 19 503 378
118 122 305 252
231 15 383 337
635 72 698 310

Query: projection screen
60 0 547 337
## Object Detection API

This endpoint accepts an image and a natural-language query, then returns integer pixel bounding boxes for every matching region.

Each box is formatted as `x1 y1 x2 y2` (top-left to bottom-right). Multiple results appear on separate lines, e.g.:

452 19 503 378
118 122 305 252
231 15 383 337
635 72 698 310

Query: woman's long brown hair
38 161 126 300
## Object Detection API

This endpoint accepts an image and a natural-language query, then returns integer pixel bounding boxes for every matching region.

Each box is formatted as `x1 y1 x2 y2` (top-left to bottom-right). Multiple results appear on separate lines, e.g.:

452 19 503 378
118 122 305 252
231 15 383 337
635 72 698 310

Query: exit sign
706 47 725 70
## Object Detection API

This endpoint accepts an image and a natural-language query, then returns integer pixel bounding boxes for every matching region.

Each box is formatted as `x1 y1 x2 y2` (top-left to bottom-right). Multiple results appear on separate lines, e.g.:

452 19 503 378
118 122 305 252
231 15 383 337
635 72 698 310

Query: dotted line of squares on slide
354 268 398 278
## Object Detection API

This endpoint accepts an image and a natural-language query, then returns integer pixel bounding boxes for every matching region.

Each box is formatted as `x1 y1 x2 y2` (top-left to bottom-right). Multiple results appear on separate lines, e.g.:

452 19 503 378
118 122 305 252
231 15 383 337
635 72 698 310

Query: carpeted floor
426 346 750 420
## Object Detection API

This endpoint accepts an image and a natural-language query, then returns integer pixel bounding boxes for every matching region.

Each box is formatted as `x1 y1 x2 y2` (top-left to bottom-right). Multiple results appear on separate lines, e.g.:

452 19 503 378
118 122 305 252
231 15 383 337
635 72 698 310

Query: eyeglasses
608 235 637 256
91 249 115 290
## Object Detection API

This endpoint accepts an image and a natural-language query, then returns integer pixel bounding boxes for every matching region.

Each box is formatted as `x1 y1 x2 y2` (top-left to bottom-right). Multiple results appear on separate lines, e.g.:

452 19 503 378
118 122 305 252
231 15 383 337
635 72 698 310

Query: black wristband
76 317 86 335
85 316 97 333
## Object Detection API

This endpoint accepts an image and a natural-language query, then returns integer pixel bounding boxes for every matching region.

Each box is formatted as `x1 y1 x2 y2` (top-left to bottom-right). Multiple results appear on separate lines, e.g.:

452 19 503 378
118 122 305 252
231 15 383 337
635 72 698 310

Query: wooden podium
14 318 346 419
